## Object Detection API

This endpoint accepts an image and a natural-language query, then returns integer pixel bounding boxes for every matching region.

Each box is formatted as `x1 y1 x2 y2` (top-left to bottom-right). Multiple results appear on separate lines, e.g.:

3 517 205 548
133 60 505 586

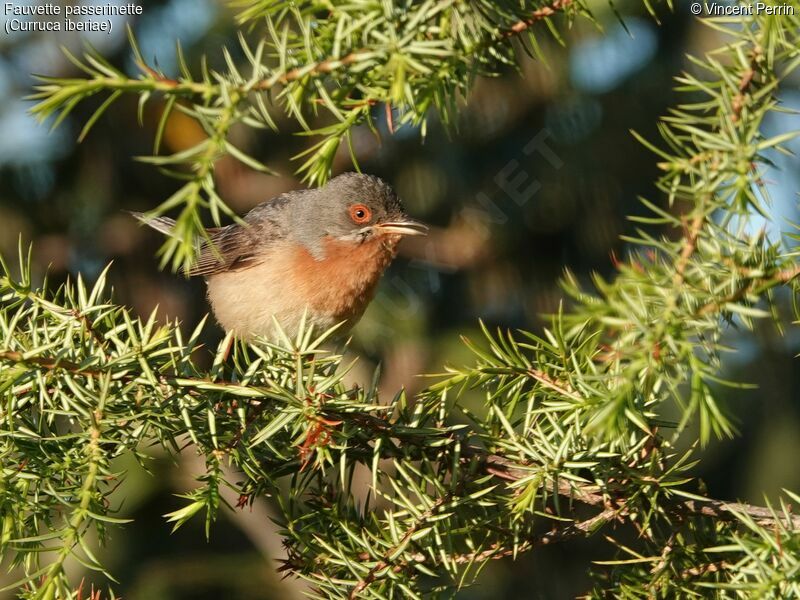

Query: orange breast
289 235 400 324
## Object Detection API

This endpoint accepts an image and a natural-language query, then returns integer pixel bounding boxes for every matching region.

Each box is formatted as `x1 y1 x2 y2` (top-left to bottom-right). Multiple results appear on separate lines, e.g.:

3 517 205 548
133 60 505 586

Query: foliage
30 0 587 272
1 0 799 598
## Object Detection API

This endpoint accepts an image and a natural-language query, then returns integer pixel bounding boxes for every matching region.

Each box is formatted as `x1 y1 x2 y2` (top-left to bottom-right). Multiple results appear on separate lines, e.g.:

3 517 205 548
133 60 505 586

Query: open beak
374 219 429 237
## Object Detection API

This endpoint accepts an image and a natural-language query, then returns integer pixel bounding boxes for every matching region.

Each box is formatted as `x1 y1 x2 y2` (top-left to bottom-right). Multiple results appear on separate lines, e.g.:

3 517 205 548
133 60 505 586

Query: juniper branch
29 0 584 273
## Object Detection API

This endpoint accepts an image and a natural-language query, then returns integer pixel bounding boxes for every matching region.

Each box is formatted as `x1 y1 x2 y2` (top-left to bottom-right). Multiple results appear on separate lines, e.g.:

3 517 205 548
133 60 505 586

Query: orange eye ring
349 203 372 225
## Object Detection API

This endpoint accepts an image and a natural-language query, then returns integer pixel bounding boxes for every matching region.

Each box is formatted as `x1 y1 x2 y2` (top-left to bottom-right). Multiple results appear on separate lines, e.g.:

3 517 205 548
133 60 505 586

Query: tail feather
129 211 178 237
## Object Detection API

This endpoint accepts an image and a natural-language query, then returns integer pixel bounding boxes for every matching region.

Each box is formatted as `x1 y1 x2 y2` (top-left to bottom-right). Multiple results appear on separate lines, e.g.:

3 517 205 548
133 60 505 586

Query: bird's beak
374 219 429 237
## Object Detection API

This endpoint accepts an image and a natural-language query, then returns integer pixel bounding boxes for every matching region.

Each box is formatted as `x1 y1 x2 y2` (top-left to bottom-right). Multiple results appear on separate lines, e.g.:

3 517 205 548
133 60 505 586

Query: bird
132 173 427 340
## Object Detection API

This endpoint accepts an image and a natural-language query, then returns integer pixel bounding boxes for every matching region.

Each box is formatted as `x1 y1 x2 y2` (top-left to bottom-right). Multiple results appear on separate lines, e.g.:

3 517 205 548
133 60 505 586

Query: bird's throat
295 235 399 321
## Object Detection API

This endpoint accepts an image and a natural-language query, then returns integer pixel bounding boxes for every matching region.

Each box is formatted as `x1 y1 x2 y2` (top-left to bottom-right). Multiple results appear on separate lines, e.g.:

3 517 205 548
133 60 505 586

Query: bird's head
293 173 428 249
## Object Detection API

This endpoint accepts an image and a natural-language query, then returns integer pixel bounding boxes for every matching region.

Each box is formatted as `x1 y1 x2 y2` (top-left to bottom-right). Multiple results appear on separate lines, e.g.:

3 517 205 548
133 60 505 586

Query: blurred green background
1 0 799 598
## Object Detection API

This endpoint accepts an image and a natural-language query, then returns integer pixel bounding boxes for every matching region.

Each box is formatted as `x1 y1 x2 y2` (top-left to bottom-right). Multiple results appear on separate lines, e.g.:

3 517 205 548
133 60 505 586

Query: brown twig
349 493 454 598
259 0 576 96
481 453 800 529
528 368 583 402
291 504 617 589
128 0 575 101
500 0 575 38
262 0 576 96
694 264 800 317
391 506 619 570
263 50 367 90
731 52 758 122
135 60 180 88
0 350 89 374
673 212 705 286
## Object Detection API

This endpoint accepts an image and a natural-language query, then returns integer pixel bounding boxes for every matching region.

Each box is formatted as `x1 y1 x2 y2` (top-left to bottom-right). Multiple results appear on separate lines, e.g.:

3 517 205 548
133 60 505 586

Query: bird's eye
349 203 372 224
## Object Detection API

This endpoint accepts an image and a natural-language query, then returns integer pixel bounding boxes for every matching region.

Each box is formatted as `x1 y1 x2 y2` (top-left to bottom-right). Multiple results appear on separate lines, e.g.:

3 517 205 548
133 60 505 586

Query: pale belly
205 237 398 340
207 266 365 339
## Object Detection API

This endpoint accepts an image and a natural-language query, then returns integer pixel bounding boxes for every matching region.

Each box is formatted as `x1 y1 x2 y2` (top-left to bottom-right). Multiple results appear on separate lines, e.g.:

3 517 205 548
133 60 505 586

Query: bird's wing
129 212 177 236
187 224 264 277
131 193 292 277
130 212 254 277
187 196 292 277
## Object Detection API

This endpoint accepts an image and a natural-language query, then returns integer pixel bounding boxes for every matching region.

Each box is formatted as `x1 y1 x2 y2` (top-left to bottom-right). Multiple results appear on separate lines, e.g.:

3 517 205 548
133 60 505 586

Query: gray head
282 173 427 253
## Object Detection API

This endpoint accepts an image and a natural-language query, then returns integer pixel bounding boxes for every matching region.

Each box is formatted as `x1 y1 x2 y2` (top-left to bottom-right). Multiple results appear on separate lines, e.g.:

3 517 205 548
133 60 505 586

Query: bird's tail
129 211 178 237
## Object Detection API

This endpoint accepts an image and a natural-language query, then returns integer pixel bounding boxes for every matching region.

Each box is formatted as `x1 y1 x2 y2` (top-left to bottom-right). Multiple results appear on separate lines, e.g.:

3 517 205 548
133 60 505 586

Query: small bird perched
133 173 427 340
